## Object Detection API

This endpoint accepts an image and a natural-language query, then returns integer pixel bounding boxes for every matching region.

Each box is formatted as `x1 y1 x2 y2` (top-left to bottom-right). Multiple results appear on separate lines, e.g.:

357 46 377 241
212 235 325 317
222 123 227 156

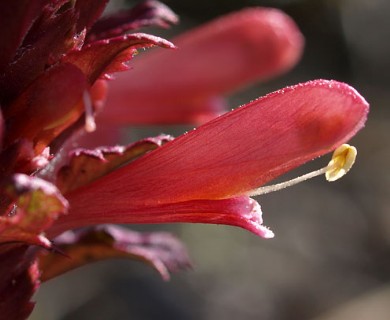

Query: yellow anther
325 144 357 182
247 144 358 197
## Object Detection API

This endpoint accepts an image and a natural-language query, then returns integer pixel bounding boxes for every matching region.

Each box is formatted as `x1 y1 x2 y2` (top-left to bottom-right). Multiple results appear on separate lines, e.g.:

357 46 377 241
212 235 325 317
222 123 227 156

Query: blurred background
31 0 390 319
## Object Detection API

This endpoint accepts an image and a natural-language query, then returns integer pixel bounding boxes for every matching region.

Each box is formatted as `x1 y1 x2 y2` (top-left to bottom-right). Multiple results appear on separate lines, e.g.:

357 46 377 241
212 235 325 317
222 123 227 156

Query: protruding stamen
325 144 357 182
83 91 96 133
248 144 357 196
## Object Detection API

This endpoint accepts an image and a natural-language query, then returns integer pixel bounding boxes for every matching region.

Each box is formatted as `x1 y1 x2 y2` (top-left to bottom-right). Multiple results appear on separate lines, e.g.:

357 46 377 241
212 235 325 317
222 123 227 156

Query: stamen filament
83 91 96 133
248 144 357 196
249 167 328 196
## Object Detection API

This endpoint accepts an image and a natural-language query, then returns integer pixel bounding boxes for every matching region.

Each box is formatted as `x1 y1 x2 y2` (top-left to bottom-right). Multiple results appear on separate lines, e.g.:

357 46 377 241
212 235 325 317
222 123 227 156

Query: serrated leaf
64 33 175 83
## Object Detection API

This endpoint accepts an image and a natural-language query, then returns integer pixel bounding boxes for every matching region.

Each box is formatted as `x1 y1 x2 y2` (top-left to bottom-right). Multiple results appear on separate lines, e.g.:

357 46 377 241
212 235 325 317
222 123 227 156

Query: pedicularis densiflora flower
0 1 368 319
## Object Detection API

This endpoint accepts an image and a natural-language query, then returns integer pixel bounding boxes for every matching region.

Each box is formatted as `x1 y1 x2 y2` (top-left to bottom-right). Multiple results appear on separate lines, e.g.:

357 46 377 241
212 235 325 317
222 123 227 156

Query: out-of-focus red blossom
78 7 305 148
0 1 369 319
99 7 304 125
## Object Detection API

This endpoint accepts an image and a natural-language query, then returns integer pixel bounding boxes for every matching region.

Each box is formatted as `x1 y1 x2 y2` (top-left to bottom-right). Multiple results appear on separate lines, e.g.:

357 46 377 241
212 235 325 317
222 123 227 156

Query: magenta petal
40 225 191 281
65 80 369 207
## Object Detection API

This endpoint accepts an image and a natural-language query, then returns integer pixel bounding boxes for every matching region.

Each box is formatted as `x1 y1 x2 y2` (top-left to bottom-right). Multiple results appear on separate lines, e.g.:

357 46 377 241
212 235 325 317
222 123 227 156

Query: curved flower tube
99 7 304 125
50 80 369 238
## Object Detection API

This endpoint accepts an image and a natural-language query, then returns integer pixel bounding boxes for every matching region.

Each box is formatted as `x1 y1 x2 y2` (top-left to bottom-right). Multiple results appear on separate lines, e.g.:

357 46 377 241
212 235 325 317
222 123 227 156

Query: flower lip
50 80 368 240
49 196 273 239
71 80 369 206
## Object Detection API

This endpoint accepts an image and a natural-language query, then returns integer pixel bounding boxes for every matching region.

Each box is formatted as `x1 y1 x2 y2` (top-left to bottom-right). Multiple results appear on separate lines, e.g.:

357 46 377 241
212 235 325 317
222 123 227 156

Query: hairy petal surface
51 80 368 238
66 80 369 206
100 7 304 124
40 225 191 281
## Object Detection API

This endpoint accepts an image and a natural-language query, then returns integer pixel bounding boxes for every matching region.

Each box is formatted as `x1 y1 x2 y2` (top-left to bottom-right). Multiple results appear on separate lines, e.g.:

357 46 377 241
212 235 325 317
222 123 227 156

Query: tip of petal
242 198 275 238
100 7 304 125
257 225 275 239
225 7 305 76
268 79 369 132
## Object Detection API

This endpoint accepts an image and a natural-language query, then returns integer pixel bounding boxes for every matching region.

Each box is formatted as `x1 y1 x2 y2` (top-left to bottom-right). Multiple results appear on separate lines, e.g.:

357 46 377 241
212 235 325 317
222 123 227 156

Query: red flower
50 80 368 239
77 6 305 148
0 1 368 319
100 7 304 125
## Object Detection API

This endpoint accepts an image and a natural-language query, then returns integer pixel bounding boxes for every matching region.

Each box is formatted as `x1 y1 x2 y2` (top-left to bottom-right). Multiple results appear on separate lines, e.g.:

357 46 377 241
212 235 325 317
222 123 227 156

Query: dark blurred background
31 0 390 319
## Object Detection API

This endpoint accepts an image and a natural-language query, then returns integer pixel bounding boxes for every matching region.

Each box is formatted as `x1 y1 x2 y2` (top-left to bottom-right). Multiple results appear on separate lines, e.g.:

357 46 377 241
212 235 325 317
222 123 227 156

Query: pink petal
50 196 272 239
100 8 304 124
50 80 368 239
70 80 369 204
